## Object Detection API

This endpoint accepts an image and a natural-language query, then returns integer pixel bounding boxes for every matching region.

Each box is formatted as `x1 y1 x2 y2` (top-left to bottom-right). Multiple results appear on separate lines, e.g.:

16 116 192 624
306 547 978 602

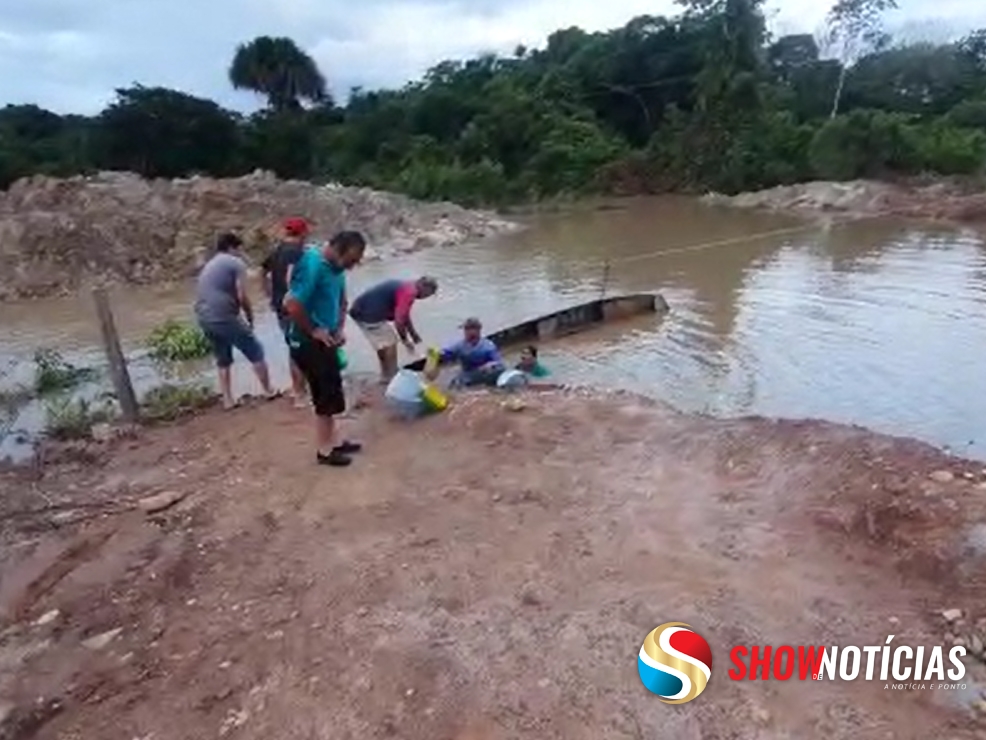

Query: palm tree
229 37 328 111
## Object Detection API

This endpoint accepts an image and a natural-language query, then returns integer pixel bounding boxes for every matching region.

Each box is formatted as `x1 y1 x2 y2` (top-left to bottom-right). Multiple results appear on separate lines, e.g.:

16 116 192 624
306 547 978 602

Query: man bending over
349 276 438 382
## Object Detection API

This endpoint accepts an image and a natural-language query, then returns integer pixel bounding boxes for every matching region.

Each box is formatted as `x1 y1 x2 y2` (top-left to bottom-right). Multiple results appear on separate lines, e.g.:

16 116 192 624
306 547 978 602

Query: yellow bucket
421 383 448 412
423 347 441 381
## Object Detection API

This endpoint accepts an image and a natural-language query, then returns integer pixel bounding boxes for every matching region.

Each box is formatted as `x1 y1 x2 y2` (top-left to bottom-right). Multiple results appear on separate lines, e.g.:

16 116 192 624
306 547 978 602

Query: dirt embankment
704 179 986 223
0 171 519 301
4 388 986 738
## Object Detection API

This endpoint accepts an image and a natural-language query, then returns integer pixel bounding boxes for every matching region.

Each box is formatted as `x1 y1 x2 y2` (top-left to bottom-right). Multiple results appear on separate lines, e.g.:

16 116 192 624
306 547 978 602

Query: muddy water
3 195 986 460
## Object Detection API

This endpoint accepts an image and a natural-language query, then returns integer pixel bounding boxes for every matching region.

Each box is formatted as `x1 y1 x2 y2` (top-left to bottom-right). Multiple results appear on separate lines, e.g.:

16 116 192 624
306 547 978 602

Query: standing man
261 217 309 404
349 276 439 382
194 232 278 409
284 230 367 467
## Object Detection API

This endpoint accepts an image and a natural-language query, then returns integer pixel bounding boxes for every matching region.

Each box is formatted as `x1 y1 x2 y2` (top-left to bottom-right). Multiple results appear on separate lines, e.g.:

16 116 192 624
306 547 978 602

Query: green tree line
2 0 986 205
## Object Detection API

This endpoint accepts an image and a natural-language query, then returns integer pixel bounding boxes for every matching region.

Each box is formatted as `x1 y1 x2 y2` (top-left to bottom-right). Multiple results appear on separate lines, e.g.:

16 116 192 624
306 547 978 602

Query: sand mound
0 170 519 300
704 179 986 222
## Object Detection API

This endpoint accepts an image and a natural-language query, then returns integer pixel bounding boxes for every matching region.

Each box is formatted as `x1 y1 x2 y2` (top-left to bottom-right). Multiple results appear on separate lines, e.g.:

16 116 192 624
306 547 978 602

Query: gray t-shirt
194 252 247 324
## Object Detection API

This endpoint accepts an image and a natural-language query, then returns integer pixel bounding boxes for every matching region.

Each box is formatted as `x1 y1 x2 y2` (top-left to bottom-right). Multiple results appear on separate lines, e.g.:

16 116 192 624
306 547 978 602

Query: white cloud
314 0 678 95
0 0 984 115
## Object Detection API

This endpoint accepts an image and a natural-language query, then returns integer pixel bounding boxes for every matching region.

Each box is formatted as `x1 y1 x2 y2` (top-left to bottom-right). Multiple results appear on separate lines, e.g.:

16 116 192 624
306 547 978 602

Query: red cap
283 217 309 237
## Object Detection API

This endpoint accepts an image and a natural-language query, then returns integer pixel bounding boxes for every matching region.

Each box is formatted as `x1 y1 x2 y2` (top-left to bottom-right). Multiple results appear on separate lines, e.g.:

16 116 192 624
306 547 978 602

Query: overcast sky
2 0 985 115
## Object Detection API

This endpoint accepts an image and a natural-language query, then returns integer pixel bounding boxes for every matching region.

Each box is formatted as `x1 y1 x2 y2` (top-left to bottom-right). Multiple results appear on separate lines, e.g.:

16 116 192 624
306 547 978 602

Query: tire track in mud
1 527 116 626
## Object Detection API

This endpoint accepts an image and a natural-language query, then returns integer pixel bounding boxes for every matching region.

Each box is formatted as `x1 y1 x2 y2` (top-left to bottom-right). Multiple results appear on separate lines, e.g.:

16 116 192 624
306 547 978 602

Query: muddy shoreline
704 178 986 223
3 387 986 738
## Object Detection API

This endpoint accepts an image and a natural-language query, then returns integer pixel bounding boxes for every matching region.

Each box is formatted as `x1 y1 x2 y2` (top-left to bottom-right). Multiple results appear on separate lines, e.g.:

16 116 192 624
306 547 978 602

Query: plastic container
496 369 529 390
385 369 425 419
421 383 448 412
423 347 441 381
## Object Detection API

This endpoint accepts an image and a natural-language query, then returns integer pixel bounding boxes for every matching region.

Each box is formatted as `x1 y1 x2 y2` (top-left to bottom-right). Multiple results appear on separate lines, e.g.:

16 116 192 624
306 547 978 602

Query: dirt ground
4 387 986 739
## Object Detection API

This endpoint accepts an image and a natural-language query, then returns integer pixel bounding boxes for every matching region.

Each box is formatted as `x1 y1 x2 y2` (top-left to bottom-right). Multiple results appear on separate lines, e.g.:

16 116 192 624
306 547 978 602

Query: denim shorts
199 318 265 368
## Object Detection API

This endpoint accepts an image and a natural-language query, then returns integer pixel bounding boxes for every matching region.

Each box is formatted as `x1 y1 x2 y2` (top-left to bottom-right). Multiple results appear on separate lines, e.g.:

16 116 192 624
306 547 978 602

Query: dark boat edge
402 292 669 372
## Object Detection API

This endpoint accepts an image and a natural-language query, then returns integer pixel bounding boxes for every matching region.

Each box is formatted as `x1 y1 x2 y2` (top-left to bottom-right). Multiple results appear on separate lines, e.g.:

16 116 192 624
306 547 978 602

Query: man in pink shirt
349 276 438 381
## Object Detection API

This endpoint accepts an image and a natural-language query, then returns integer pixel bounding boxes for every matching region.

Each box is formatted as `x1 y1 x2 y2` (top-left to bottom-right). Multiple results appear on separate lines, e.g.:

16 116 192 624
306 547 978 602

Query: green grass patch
141 383 216 421
44 396 116 440
147 320 212 361
34 348 97 395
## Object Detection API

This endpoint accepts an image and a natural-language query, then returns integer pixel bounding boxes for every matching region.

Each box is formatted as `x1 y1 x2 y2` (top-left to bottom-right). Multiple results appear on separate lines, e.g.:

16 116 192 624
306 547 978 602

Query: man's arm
280 247 303 303
337 284 348 335
235 262 254 327
403 318 421 345
439 342 460 365
259 253 274 299
284 294 315 337
284 254 331 344
480 342 503 369
393 285 420 344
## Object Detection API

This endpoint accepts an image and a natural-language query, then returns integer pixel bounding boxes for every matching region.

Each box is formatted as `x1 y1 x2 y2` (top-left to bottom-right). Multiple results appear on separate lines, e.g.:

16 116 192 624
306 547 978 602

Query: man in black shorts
260 217 309 404
283 230 367 466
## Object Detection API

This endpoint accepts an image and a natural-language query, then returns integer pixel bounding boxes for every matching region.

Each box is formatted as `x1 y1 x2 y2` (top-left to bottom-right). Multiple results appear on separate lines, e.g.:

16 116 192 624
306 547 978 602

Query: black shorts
276 311 292 343
290 340 345 417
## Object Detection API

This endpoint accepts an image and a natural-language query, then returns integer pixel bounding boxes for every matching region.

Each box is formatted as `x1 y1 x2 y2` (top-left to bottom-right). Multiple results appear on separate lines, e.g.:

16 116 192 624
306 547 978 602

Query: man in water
260 217 309 404
194 232 278 410
516 345 550 377
439 317 505 387
283 230 367 467
349 276 439 382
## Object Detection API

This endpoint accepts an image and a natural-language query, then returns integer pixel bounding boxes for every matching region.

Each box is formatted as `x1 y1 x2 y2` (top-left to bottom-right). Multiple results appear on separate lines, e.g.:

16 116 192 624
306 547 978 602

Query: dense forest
2 0 986 205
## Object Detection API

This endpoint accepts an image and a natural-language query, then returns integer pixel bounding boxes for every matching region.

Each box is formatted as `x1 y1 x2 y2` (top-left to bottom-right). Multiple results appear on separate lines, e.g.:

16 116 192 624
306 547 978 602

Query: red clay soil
3 388 986 739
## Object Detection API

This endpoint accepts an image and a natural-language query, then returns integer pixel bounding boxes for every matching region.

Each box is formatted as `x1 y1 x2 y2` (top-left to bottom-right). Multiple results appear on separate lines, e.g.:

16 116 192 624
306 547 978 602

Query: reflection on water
3 196 986 460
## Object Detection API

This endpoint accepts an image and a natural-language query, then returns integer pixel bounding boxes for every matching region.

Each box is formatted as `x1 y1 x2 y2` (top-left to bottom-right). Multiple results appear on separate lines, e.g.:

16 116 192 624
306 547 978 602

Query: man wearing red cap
260 217 310 403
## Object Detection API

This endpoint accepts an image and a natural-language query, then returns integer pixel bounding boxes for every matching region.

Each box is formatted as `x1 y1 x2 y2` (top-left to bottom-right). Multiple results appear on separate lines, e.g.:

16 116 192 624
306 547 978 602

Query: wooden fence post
92 287 139 423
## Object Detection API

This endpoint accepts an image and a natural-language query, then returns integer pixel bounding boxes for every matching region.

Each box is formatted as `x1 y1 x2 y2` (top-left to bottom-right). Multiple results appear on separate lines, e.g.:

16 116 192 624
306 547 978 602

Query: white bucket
496 369 529 390
385 370 425 420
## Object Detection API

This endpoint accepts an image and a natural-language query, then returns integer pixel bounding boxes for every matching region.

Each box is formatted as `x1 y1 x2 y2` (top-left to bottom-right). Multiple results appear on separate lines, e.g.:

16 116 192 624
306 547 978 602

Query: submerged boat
403 292 669 372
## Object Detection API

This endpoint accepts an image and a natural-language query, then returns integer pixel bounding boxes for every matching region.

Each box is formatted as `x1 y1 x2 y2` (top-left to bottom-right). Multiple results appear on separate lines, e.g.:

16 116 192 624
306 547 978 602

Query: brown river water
2 195 986 462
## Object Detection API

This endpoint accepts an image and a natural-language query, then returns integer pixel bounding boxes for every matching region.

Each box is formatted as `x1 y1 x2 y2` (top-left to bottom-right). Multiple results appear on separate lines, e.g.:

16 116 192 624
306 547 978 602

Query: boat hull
403 292 668 372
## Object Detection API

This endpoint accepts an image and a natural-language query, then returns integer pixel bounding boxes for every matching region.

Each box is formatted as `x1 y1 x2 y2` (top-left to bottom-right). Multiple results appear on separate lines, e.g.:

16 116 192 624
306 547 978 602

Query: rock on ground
703 179 986 222
81 628 122 650
0 170 520 300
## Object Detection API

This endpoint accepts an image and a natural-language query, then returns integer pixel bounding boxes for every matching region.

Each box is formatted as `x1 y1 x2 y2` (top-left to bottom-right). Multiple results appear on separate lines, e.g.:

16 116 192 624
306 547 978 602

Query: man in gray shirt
194 232 278 409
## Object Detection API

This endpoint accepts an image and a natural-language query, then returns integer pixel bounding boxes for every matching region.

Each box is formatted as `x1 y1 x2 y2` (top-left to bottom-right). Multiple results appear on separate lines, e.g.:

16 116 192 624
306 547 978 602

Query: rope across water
595 219 840 297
